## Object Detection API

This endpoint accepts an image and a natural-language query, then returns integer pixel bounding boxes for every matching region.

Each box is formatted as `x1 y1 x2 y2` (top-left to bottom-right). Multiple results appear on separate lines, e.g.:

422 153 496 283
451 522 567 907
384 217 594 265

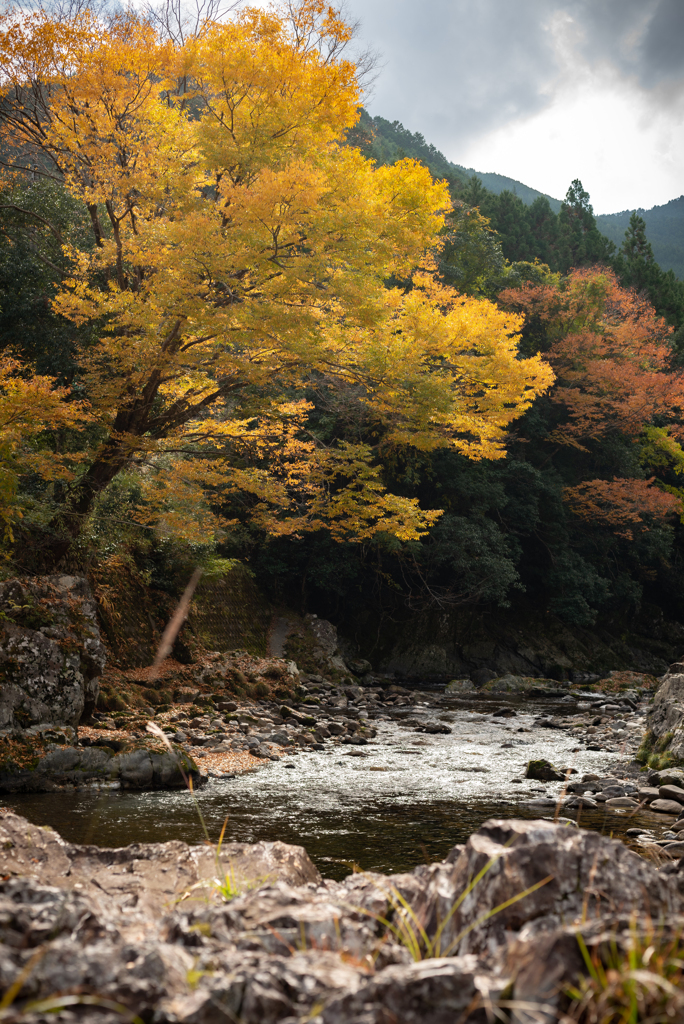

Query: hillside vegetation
353 109 562 210
2 1 684 680
598 196 684 280
357 110 683 280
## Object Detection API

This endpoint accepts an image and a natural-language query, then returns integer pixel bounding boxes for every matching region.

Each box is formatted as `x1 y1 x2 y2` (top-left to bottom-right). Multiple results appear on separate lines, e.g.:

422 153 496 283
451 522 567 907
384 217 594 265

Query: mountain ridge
357 110 683 279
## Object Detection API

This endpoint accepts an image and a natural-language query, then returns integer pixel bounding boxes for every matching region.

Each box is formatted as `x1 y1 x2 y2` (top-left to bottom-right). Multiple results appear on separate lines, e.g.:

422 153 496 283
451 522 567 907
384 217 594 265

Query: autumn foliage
0 356 90 542
0 1 553 552
501 268 684 535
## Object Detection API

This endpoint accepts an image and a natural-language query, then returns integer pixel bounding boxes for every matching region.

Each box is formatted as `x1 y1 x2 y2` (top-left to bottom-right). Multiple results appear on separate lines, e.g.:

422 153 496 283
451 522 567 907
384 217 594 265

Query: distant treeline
351 109 684 282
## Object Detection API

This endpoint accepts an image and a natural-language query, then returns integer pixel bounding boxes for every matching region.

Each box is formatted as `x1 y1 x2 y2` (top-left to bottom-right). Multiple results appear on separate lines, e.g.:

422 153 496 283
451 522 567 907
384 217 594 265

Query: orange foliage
563 478 680 540
501 268 684 536
500 268 684 445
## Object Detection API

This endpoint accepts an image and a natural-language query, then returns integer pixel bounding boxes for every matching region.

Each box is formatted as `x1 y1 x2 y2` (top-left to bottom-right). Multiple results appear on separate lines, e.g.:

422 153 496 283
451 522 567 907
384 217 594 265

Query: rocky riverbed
2 805 684 1023
7 579 684 1018
10 681 684 879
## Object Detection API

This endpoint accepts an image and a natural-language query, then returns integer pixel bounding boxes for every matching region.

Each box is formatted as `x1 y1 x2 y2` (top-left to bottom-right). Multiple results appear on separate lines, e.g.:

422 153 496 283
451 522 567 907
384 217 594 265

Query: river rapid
5 689 662 878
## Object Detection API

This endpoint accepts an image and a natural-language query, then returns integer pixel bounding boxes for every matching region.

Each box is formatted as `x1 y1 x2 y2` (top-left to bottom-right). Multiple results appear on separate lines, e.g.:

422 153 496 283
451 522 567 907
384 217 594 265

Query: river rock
564 795 598 809
321 956 499 1024
647 670 684 760
404 818 677 958
660 784 684 804
650 799 684 815
602 785 626 797
445 678 475 692
659 770 684 787
1 810 682 1023
604 797 639 808
525 758 565 781
0 575 106 730
0 744 201 792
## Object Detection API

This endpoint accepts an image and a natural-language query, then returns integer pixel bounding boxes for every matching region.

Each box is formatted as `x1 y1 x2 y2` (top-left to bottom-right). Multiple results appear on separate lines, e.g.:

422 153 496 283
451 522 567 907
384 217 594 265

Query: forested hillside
353 109 562 210
2 2 684 673
359 110 684 281
598 196 684 280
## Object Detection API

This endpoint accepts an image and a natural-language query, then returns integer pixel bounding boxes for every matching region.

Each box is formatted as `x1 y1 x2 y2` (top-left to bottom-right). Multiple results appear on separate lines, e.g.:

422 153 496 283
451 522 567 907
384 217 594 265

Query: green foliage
458 175 615 277
566 925 684 1024
421 514 521 607
546 552 611 627
598 194 684 279
613 212 684 331
0 179 96 380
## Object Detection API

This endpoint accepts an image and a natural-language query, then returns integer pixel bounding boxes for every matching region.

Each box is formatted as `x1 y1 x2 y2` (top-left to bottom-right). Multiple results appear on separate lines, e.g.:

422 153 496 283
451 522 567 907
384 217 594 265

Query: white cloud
344 0 684 212
456 82 684 212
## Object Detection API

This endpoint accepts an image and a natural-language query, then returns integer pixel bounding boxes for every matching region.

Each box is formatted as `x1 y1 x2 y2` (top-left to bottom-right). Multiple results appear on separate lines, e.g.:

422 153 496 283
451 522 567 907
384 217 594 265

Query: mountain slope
355 110 562 211
354 110 683 280
597 197 684 280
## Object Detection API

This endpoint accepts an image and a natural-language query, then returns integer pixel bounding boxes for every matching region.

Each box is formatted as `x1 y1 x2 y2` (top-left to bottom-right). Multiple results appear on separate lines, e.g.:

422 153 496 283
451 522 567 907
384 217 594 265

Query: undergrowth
565 922 684 1023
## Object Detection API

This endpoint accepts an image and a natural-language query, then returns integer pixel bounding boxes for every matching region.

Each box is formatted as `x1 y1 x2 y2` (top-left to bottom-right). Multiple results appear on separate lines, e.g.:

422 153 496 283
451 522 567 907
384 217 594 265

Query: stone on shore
0 810 681 1023
0 744 202 792
0 575 106 730
650 798 684 815
525 758 565 781
660 784 684 804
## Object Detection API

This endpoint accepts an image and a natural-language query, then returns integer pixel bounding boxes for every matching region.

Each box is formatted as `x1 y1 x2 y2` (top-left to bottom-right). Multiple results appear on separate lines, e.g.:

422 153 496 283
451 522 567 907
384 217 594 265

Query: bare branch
150 567 202 678
139 0 245 44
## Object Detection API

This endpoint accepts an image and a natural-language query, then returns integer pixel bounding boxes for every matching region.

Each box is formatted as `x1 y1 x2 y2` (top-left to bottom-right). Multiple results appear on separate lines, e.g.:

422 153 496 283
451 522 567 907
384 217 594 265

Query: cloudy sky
343 0 684 214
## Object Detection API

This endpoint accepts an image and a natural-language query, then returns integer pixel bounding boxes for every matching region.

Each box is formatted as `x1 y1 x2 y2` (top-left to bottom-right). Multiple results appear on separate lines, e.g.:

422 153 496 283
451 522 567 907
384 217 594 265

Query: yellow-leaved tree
0 1 554 558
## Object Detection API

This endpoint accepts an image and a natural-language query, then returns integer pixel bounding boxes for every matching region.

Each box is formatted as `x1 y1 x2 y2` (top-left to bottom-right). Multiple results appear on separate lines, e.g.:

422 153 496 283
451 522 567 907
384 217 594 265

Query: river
4 691 651 878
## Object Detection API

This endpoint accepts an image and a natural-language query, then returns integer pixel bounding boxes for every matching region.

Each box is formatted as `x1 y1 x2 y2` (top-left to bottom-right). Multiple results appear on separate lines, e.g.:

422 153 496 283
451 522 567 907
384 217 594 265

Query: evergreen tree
527 195 559 267
557 179 615 272
613 213 684 333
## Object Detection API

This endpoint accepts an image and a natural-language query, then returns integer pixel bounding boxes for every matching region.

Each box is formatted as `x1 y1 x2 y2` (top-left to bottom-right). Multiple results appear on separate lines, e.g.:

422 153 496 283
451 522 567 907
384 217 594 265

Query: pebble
604 797 639 809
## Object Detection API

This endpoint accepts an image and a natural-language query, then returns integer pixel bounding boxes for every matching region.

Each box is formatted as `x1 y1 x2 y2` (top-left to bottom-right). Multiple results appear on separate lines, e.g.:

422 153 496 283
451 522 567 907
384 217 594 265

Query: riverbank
2 805 684 1023
9 681 684 880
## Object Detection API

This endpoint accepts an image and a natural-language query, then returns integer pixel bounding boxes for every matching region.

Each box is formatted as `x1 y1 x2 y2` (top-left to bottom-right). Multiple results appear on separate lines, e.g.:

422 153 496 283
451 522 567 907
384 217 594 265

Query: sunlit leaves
563 479 680 541
0 355 91 542
0 3 553 547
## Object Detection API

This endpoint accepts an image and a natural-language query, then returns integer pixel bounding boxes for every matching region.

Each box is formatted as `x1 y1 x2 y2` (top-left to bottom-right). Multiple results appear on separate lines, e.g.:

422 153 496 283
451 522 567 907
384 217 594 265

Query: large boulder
648 665 684 759
0 575 105 730
0 810 683 1024
404 818 677 958
0 744 203 793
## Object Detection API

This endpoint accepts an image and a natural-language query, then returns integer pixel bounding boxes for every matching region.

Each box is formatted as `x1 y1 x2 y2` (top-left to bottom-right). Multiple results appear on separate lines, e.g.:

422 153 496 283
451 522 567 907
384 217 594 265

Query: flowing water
4 693 650 879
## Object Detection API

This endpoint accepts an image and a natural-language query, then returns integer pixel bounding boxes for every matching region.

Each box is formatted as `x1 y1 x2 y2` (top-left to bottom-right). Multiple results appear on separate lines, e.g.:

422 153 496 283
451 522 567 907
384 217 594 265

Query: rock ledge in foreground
1 810 683 1023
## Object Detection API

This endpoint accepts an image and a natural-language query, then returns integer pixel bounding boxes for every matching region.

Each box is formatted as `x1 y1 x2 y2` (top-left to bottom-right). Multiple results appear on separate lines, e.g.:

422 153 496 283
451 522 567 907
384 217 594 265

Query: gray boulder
0 744 202 792
0 575 105 730
648 669 684 760
321 956 498 1024
402 818 677 958
1 809 684 1024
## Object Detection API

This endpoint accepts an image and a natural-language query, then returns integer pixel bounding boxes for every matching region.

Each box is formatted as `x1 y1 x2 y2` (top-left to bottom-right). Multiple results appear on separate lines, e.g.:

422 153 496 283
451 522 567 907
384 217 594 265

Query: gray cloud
347 0 684 151
569 0 684 88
